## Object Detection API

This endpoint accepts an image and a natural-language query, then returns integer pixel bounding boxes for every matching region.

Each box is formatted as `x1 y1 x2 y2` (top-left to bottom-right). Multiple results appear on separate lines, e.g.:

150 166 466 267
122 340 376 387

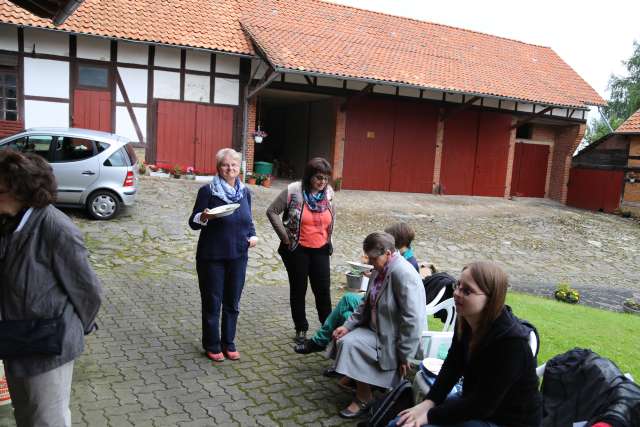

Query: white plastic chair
424 297 456 333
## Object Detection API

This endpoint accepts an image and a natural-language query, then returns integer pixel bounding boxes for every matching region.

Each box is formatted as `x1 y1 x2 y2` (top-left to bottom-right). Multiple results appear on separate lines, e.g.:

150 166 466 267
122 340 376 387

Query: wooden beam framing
115 69 144 142
440 96 480 121
247 69 279 99
510 106 553 129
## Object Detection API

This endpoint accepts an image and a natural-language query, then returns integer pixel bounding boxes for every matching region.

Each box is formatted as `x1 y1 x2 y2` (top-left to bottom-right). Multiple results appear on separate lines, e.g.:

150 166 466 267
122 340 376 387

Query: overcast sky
330 0 639 120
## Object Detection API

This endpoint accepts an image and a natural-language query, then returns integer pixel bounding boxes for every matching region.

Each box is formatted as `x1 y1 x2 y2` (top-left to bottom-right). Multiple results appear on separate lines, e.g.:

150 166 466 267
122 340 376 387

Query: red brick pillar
245 98 257 174
332 101 346 181
548 123 586 203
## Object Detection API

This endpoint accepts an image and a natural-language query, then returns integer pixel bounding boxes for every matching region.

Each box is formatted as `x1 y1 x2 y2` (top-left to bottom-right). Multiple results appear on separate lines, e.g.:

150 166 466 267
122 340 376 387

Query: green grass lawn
428 292 640 380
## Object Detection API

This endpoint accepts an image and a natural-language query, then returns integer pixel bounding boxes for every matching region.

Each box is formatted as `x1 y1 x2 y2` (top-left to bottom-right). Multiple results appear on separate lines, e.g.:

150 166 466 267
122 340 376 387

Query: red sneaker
225 350 240 361
206 352 225 362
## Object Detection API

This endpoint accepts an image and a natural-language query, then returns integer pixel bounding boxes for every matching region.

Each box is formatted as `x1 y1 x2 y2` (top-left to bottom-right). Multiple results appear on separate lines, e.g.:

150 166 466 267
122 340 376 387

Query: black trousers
279 243 332 332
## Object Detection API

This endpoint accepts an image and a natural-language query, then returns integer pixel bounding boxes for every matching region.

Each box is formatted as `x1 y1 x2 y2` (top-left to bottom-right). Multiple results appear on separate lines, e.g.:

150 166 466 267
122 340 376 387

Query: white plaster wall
571 110 584 119
552 108 568 117
284 73 307 84
23 28 68 56
501 100 516 110
184 74 210 103
422 89 442 100
483 98 500 108
398 87 420 98
0 24 18 51
117 67 148 103
155 46 181 69
214 78 239 105
346 80 367 91
24 57 69 98
445 93 463 103
186 50 210 72
116 106 147 142
317 77 343 88
518 103 534 113
153 70 180 100
250 59 266 79
216 54 239 75
25 100 69 128
77 35 110 61
117 41 148 65
373 85 396 95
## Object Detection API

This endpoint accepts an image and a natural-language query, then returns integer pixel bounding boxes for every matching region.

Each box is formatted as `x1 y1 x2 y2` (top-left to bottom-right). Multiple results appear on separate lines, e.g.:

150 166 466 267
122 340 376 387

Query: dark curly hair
0 149 57 208
302 157 332 191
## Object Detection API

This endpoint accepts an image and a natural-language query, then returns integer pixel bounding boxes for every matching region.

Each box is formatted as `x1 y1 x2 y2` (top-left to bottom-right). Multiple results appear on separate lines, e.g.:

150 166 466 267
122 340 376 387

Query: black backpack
423 272 455 322
542 348 640 427
357 379 414 427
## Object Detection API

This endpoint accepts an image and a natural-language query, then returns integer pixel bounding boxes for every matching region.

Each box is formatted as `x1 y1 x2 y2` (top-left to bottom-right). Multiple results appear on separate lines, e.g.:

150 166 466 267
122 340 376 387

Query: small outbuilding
568 108 640 214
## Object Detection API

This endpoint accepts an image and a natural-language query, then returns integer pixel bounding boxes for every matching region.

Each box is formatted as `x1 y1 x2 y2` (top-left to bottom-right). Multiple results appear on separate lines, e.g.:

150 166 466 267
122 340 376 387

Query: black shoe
294 339 325 354
323 366 341 378
339 398 371 419
294 330 307 345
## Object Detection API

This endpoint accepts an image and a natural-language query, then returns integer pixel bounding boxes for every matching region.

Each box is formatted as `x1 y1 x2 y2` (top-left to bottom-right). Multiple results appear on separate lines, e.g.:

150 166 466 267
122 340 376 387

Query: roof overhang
8 0 83 25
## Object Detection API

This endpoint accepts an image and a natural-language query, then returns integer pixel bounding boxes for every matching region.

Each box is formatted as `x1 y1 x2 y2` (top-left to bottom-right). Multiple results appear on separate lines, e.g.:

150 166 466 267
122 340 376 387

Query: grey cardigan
343 255 426 370
0 205 102 377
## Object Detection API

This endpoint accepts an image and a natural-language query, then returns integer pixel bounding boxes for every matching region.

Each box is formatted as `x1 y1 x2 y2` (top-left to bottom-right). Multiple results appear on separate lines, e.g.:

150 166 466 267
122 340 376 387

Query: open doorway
254 89 336 179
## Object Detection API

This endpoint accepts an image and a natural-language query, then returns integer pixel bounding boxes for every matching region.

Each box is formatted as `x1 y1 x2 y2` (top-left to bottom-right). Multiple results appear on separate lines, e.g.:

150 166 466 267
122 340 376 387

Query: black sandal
339 397 371 419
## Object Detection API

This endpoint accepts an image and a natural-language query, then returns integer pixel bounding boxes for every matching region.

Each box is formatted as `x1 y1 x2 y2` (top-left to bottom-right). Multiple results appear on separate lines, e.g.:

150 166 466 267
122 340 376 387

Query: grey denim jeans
6 360 74 427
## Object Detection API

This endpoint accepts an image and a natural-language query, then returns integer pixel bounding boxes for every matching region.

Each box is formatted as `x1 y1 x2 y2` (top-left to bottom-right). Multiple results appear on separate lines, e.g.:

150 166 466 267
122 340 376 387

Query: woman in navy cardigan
189 148 258 362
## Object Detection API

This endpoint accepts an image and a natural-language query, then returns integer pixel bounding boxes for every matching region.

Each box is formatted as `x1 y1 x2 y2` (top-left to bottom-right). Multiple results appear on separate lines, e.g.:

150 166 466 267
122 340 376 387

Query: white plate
347 261 373 273
422 357 444 374
206 203 240 217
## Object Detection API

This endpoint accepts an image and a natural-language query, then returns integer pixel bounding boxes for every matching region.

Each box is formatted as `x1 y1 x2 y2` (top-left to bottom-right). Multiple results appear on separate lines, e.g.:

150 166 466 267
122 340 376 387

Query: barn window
78 64 109 89
0 70 18 121
516 123 533 139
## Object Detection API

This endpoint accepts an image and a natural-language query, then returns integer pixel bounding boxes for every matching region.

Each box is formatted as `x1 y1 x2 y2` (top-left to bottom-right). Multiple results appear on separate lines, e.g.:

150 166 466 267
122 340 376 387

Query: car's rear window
124 143 137 165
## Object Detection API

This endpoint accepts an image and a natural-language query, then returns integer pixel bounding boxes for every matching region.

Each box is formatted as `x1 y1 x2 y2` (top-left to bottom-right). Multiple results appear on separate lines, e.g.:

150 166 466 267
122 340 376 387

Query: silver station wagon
0 128 139 220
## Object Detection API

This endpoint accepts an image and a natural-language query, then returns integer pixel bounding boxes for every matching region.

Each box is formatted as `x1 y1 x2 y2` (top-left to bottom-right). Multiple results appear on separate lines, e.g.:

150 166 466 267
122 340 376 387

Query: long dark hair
302 157 332 191
0 149 57 208
456 261 508 352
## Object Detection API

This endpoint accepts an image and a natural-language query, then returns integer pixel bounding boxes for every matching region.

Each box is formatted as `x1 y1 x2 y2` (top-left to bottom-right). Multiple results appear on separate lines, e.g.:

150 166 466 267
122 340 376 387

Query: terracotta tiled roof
616 108 640 134
241 0 605 108
0 0 253 55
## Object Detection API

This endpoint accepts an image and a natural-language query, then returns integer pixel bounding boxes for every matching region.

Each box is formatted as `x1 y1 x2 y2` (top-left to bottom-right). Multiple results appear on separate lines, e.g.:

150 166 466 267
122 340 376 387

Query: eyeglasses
453 280 485 297
313 174 329 182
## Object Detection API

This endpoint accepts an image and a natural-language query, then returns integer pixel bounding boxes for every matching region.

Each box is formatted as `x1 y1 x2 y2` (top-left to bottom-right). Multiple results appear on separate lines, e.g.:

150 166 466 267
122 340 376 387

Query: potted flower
333 177 342 191
185 166 196 180
554 283 580 304
171 165 183 179
246 174 257 185
626 171 637 183
261 174 272 188
623 297 640 315
252 127 268 144
138 161 147 175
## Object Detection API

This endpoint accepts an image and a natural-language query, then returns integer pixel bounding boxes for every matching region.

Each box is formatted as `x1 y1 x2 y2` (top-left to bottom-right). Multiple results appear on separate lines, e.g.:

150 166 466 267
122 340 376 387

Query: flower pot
554 292 579 304
172 174 182 179
262 178 272 188
184 174 196 180
247 177 257 185
254 135 263 143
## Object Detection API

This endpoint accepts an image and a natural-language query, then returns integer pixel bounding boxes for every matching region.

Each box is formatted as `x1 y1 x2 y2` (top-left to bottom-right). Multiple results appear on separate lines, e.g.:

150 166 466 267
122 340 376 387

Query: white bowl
346 261 373 273
206 203 240 218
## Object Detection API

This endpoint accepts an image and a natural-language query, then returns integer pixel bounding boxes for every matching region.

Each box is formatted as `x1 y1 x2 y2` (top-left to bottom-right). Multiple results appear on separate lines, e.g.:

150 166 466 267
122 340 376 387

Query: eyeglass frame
453 280 486 297
312 174 330 182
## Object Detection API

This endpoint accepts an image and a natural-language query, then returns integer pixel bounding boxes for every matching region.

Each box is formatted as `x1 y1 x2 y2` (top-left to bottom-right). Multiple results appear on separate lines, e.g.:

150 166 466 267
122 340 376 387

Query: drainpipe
598 106 614 133
241 85 249 178
53 0 84 26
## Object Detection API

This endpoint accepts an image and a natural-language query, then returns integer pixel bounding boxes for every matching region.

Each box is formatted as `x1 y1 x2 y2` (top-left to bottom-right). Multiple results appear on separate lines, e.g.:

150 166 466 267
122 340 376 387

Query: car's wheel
86 190 120 220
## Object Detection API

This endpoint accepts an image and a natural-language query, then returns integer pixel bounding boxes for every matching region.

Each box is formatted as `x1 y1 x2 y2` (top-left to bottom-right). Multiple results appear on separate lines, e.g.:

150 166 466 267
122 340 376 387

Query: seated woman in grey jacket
332 232 426 419
0 150 102 427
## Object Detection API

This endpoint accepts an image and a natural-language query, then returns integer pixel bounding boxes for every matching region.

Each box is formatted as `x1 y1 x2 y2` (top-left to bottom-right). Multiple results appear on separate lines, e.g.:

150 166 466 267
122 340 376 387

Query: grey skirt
333 326 401 389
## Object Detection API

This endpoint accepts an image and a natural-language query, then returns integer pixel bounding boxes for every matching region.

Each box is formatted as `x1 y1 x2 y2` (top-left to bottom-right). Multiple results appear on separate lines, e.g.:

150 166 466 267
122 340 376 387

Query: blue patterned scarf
210 175 245 204
303 189 330 212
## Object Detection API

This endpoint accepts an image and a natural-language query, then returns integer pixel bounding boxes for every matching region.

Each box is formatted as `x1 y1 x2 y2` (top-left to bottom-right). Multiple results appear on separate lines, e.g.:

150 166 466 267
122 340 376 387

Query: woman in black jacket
394 261 541 427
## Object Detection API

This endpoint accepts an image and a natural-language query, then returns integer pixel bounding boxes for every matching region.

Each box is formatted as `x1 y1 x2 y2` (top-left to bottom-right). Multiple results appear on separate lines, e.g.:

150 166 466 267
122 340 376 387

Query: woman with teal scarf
385 222 420 272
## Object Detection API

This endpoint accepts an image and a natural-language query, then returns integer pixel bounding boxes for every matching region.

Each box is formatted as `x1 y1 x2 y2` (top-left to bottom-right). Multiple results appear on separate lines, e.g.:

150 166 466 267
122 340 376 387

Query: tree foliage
585 41 640 144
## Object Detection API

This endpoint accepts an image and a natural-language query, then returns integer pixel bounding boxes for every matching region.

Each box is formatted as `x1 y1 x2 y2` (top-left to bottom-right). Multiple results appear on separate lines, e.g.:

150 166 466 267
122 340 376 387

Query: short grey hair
216 148 242 169
363 232 396 258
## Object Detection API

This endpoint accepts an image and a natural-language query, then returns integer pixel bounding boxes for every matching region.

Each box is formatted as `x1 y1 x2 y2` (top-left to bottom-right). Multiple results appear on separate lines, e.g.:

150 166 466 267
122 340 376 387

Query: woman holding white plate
189 148 258 362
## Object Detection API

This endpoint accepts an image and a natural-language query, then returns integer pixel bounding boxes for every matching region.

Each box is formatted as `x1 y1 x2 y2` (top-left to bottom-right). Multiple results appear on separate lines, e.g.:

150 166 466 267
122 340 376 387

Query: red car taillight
123 171 134 187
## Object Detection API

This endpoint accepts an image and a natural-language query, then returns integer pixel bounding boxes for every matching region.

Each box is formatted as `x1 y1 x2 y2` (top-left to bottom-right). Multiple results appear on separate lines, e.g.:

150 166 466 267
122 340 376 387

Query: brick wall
0 120 24 139
531 124 556 142
332 101 346 180
245 98 256 174
548 123 586 203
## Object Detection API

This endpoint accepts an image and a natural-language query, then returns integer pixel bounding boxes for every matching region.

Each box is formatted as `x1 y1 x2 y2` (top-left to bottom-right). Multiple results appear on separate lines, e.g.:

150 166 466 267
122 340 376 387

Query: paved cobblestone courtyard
1 176 639 426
